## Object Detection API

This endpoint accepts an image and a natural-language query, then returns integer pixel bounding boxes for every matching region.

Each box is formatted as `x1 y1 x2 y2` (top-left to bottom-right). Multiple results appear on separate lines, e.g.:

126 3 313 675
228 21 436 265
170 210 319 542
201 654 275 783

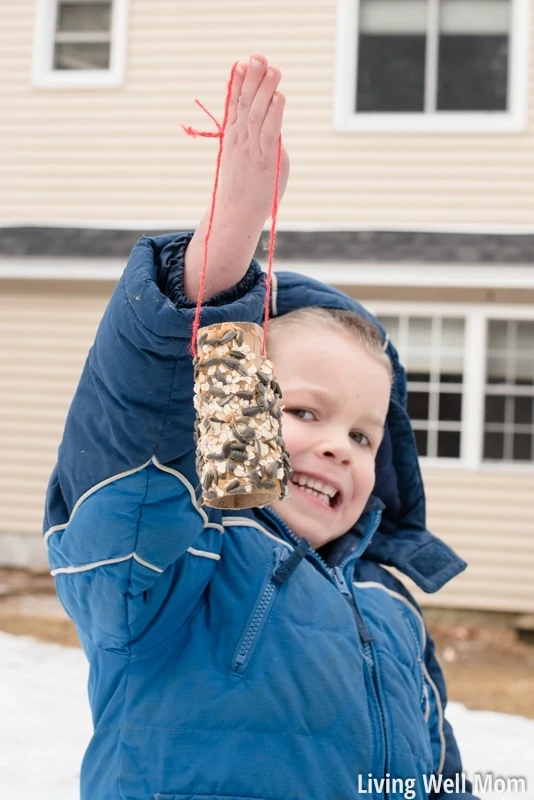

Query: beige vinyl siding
1 1 533 227
411 467 534 614
0 281 112 559
1 279 534 613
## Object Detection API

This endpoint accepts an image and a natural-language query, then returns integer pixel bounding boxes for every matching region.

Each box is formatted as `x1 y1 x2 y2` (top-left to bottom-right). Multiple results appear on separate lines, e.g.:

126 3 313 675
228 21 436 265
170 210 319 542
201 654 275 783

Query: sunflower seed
226 478 240 492
242 406 263 417
220 330 237 344
206 452 225 461
235 391 254 400
229 441 246 451
230 450 248 462
257 371 270 386
267 462 279 478
262 479 277 489
229 349 246 359
202 471 216 490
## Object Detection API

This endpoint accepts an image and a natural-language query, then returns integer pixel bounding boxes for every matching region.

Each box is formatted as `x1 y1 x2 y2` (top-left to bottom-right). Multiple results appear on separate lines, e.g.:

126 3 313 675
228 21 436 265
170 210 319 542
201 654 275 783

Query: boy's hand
183 55 289 301
220 55 290 227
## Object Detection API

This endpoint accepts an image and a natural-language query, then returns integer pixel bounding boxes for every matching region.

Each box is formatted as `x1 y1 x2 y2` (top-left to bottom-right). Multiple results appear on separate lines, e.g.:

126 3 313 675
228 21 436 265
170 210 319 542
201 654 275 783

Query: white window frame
32 0 129 89
334 0 531 133
367 301 534 472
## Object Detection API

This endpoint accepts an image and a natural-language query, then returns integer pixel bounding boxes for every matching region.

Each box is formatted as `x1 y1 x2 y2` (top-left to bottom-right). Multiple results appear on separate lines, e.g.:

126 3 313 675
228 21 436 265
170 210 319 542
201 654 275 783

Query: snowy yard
1 631 533 799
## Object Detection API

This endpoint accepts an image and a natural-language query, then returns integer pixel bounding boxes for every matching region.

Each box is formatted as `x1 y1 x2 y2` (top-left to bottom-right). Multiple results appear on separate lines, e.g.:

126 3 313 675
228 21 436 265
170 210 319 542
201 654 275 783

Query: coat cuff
157 231 264 309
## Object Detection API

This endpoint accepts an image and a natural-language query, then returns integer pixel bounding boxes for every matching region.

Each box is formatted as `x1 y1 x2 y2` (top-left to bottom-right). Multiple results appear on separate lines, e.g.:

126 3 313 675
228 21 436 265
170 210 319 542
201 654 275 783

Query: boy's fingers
260 91 285 154
238 55 268 116
248 66 282 131
227 61 247 126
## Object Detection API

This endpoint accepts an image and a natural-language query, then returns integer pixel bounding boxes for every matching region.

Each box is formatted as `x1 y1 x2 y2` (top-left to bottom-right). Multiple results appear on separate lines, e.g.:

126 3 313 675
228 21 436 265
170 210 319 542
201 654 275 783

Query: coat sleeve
424 625 481 800
43 231 267 650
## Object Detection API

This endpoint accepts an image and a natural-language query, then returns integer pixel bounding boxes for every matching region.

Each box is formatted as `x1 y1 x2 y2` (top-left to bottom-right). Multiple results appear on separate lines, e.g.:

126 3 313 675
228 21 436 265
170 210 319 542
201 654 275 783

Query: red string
182 63 281 357
261 135 282 355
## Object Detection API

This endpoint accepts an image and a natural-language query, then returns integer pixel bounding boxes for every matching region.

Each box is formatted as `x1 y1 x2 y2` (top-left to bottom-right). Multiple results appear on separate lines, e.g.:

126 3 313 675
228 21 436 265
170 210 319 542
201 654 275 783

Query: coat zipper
333 564 389 795
257 507 390 790
233 549 283 673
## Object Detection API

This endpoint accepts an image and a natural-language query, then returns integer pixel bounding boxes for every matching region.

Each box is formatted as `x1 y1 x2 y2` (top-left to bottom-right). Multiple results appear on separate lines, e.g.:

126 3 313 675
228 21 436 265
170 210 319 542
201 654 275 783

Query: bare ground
1 568 533 720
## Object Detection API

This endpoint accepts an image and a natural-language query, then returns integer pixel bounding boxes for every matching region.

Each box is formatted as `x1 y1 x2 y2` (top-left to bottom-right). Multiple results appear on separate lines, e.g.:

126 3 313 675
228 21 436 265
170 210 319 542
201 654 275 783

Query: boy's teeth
301 486 330 504
293 474 337 498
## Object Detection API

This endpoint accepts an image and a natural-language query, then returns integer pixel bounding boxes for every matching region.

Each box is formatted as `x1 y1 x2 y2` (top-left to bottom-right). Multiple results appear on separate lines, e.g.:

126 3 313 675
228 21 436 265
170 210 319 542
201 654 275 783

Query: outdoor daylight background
0 0 533 797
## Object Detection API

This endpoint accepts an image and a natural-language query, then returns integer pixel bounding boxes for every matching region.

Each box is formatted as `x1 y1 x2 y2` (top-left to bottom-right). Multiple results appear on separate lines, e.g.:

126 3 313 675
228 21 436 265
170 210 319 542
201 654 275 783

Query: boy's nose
318 437 352 467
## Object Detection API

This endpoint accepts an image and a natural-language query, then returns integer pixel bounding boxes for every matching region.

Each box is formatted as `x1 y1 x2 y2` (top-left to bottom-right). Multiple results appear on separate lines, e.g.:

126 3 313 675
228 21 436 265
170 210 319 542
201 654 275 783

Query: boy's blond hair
267 307 392 379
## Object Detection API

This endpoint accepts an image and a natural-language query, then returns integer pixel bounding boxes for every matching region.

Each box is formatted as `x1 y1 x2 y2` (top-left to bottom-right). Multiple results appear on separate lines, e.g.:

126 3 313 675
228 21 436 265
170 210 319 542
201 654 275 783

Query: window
484 320 534 461
33 0 129 88
334 0 530 132
54 2 112 71
379 314 465 458
373 306 534 468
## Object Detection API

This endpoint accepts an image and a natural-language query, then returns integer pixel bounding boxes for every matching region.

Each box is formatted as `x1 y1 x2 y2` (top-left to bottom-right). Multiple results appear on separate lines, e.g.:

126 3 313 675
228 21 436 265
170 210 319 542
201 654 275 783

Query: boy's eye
350 430 371 447
287 408 315 421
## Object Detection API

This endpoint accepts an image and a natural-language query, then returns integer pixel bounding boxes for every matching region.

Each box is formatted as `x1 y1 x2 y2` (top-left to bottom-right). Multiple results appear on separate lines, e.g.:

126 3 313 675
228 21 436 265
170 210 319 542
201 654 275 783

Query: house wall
1 0 533 228
1 277 533 614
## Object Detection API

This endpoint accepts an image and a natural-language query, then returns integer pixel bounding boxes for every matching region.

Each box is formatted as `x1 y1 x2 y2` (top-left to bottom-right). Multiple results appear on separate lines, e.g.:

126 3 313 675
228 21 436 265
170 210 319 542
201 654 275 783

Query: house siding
0 0 533 228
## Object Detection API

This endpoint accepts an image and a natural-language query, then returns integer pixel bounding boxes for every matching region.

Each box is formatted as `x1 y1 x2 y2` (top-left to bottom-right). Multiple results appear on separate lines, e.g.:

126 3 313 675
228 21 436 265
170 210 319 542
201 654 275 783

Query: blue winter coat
44 232 478 800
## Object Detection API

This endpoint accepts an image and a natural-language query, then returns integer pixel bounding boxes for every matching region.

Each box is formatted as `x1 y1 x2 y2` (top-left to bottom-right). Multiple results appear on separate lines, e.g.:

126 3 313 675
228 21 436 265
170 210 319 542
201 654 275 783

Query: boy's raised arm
44 56 289 648
183 55 289 300
44 55 288 522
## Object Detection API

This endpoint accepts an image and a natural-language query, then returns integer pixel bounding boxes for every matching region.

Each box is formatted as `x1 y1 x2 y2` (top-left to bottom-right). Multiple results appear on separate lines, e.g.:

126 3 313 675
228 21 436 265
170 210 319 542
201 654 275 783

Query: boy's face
268 325 391 550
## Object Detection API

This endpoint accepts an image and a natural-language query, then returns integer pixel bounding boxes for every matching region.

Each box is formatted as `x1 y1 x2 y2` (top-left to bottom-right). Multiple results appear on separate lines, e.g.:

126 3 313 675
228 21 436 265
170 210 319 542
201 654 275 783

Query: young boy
44 55 478 800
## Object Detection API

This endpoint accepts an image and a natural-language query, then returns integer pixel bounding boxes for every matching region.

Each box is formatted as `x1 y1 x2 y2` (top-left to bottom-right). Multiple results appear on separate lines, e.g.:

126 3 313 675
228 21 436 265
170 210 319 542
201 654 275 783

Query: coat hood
271 271 466 593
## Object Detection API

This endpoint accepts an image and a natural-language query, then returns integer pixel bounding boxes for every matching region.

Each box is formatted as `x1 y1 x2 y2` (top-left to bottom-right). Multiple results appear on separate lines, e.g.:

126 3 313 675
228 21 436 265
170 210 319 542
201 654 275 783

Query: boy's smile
268 324 391 550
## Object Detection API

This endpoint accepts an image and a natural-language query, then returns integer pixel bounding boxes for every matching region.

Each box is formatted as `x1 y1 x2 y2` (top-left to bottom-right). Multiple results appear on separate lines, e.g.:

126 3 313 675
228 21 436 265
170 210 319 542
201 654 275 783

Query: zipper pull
333 567 373 644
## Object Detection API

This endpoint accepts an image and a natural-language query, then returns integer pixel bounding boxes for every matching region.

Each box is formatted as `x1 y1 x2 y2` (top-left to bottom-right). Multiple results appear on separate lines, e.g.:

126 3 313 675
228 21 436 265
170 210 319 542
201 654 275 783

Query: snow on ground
1 631 533 800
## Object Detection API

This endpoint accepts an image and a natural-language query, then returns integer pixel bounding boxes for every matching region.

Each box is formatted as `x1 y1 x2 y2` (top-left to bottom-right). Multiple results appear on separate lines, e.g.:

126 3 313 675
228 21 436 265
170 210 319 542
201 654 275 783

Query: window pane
516 321 534 353
513 434 532 461
439 392 462 422
439 372 463 385
407 371 430 383
357 0 427 112
484 318 534 462
515 397 533 426
488 319 508 350
437 430 461 458
405 317 433 371
407 391 429 420
379 316 400 343
57 2 111 32
54 42 110 70
485 395 505 423
484 431 504 460
437 0 510 111
413 428 428 456
513 359 534 384
486 358 506 383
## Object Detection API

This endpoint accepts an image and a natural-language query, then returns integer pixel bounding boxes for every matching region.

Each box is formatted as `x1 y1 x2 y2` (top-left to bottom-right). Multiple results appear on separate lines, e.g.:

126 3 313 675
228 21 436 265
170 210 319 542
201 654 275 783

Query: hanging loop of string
182 62 282 358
